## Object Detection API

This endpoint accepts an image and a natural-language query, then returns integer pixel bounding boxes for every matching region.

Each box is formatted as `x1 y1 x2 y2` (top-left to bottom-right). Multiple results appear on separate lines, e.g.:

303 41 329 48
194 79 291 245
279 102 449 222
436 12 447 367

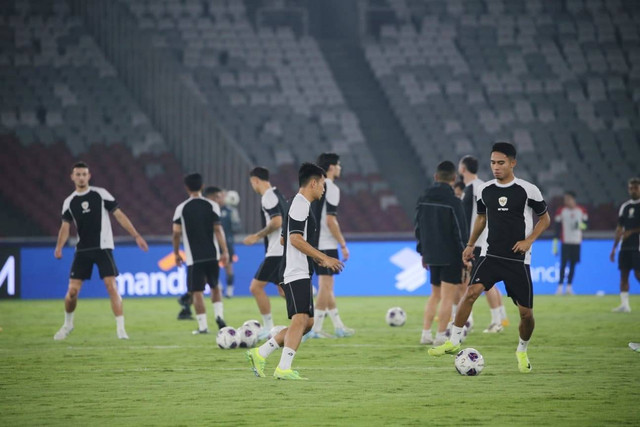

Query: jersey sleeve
95 187 119 212
462 185 474 226
476 197 487 215
325 182 340 216
554 207 563 222
618 204 626 226
172 205 182 225
209 201 221 224
525 183 548 216
61 197 73 223
288 198 308 235
263 190 282 218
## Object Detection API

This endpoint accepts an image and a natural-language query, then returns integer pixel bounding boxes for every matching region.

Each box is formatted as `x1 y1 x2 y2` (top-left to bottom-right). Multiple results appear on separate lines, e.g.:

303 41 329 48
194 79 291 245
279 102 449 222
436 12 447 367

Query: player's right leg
304 275 334 339
515 304 535 373
54 279 83 340
484 286 504 333
421 285 440 345
613 268 631 312
250 278 273 339
434 282 456 345
428 283 483 356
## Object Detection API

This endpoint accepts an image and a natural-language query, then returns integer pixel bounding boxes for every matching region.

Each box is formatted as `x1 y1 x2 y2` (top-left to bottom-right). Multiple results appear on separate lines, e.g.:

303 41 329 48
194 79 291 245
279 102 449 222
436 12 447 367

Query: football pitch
1 294 639 426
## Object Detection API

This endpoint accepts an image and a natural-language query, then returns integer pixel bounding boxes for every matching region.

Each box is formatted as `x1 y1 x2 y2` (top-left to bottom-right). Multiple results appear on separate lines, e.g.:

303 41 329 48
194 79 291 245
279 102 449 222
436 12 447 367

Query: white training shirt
283 193 312 283
261 187 285 257
318 178 340 250
555 206 588 245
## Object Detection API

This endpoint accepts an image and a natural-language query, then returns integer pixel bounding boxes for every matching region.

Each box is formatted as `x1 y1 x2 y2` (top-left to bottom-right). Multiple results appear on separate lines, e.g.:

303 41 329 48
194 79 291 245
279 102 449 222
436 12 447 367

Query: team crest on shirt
498 196 508 211
81 201 91 213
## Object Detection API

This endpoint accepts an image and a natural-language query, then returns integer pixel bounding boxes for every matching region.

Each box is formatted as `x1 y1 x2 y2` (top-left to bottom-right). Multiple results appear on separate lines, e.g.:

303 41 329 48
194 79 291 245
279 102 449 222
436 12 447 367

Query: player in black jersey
429 143 550 374
610 177 640 312
53 162 149 340
243 167 288 339
173 173 229 334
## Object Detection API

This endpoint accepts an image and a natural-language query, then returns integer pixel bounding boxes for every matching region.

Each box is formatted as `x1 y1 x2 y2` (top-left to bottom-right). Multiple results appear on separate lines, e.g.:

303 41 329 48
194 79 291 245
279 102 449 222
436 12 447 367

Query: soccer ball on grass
216 326 239 349
454 348 485 376
386 307 406 327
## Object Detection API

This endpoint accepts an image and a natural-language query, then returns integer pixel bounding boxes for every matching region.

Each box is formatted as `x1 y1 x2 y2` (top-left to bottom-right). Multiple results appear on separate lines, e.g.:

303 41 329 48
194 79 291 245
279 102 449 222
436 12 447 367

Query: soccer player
459 155 510 333
205 186 241 298
173 173 229 334
553 191 588 295
415 161 468 345
610 177 640 312
429 142 550 374
305 152 353 339
53 161 149 340
246 163 344 380
243 167 288 339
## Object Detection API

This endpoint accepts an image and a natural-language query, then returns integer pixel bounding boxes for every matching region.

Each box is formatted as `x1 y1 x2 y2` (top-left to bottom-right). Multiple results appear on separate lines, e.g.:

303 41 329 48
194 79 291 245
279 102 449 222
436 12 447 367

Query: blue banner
16 239 631 299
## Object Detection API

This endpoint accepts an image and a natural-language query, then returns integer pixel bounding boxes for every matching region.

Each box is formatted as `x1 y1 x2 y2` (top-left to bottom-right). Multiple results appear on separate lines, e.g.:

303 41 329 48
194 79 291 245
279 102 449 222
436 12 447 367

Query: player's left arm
112 208 149 251
512 187 550 254
325 183 349 261
214 223 229 267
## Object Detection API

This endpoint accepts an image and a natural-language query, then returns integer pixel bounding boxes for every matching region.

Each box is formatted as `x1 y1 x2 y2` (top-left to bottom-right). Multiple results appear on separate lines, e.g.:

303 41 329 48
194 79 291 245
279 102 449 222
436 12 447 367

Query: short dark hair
316 153 340 172
184 173 203 192
72 161 89 170
203 186 223 197
564 190 576 199
460 155 478 174
629 177 640 186
298 162 326 187
454 181 466 192
492 142 517 159
435 161 457 182
249 167 270 181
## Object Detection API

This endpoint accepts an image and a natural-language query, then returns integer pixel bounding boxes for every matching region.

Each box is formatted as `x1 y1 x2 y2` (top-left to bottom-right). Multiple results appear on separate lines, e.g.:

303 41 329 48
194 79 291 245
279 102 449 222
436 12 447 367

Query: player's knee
519 309 534 321
249 281 263 295
67 287 79 299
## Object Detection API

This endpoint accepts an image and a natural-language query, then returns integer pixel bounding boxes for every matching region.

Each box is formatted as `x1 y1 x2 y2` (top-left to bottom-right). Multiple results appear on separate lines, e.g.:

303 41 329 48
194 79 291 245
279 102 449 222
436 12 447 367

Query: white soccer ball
454 348 485 376
242 319 262 336
225 190 240 207
216 326 239 349
236 325 258 348
268 325 286 339
386 307 406 327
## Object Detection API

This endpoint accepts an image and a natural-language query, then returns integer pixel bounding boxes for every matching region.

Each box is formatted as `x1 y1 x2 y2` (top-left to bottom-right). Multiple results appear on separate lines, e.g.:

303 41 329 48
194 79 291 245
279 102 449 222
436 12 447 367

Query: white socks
328 308 345 329
499 305 507 321
258 337 280 358
621 292 630 308
196 314 207 331
451 304 458 320
517 337 529 353
450 325 464 345
64 312 74 328
490 308 502 325
262 313 274 331
313 309 327 332
278 347 296 370
115 315 125 331
422 330 432 340
213 302 223 320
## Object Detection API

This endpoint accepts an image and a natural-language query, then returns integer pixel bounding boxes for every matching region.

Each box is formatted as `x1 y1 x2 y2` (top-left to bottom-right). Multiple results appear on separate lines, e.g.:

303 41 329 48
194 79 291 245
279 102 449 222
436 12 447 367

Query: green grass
1 295 640 426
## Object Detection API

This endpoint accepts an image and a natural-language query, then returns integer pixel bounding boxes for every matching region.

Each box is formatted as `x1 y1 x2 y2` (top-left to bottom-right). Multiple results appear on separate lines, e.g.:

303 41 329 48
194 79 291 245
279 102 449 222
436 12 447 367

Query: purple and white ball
216 326 239 349
242 319 262 336
268 325 287 340
237 325 258 348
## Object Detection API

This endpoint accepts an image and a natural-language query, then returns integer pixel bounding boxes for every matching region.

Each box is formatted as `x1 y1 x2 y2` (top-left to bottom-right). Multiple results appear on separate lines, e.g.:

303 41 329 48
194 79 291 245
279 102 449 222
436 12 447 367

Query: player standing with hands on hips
429 143 550 374
54 161 149 340
246 163 344 380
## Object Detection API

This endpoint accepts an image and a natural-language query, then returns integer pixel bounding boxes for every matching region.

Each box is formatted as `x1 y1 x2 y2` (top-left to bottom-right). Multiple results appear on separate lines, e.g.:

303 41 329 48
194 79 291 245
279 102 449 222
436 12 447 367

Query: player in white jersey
431 143 550 374
553 191 588 295
246 163 343 380
305 153 353 339
53 161 149 340
459 155 509 333
244 167 288 339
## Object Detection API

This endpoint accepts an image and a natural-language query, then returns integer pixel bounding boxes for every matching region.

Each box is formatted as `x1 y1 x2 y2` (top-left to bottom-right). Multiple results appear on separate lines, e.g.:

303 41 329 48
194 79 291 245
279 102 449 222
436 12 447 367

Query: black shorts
187 260 220 292
469 255 534 308
561 243 581 264
619 250 640 271
314 249 340 276
471 247 482 269
254 256 282 284
429 261 463 286
70 249 118 280
281 279 314 319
